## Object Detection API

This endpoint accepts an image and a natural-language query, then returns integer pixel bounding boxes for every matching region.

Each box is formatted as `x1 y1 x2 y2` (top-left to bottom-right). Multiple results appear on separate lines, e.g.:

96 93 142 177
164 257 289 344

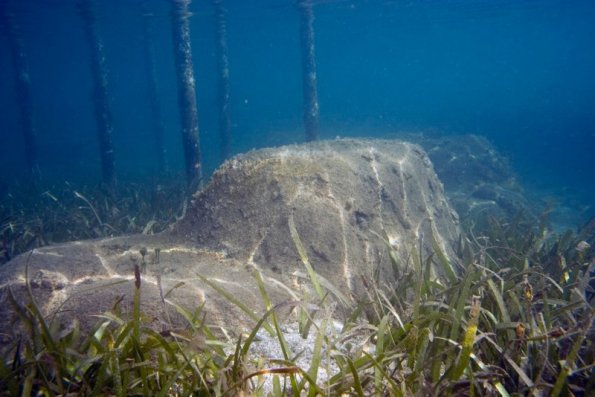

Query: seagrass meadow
0 206 594 396
0 149 593 396
1 0 594 395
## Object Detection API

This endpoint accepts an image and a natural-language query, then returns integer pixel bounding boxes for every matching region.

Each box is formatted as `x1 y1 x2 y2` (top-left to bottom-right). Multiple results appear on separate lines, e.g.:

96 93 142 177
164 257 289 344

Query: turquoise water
1 0 593 223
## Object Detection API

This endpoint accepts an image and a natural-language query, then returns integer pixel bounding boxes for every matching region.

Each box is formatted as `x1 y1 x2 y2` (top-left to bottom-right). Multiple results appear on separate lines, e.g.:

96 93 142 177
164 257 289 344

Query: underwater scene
0 0 593 395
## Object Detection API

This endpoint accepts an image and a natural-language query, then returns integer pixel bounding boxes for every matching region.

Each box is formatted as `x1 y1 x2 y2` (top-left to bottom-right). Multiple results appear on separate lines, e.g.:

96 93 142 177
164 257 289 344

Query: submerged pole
213 0 232 161
1 3 39 179
170 0 202 188
141 2 167 174
298 0 320 141
77 0 116 186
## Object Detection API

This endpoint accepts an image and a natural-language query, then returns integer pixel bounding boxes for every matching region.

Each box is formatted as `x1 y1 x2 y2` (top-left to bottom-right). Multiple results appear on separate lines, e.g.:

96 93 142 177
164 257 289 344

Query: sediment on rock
0 139 462 342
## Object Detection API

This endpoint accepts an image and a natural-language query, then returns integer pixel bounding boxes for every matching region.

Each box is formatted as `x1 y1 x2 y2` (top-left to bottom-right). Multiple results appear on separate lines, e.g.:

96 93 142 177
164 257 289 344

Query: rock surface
0 139 461 343
403 134 533 223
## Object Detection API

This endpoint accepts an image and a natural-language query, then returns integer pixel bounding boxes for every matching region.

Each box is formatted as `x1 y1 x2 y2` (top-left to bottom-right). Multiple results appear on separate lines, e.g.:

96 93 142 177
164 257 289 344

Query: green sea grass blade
296 369 323 396
550 324 589 396
252 269 294 367
111 349 124 397
450 296 481 380
132 264 141 344
328 353 370 386
410 244 423 318
503 353 534 389
551 299 585 317
404 325 419 371
305 317 328 397
22 370 35 397
229 333 245 389
374 315 389 395
292 270 350 305
133 342 150 395
430 330 446 383
430 225 458 283
373 229 403 279
253 268 273 310
196 273 275 335
445 269 473 370
377 289 404 329
186 360 210 394
91 313 125 328
414 327 431 381
494 379 512 397
155 361 192 397
273 375 282 395
289 214 324 299
168 301 201 334
23 259 70 393
230 302 302 394
298 298 314 339
468 350 511 396
239 301 300 360
487 278 514 340
24 260 58 353
424 253 434 297
114 322 134 348
6 287 38 346
363 351 400 395
345 357 365 397
163 281 186 300
506 289 526 323
482 335 535 388
50 279 129 323
141 328 179 363
487 279 511 322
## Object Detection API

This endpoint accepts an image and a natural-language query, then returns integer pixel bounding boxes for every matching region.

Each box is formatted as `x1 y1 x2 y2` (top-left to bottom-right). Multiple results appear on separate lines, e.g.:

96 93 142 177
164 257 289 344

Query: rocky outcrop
174 139 461 291
0 139 461 342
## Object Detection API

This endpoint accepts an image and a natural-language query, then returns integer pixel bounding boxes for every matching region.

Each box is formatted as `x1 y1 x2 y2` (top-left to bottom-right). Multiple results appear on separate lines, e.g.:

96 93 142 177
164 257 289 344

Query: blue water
1 0 594 220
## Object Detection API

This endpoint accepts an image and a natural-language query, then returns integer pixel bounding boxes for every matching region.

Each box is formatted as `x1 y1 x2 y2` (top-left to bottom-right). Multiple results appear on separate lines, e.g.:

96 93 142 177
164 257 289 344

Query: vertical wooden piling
1 3 39 179
213 0 232 161
298 0 320 141
141 2 167 174
78 0 116 185
170 0 202 189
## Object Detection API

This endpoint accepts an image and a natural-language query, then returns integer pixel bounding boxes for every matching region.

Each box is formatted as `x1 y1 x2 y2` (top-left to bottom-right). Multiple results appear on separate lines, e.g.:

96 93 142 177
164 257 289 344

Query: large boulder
173 139 461 290
0 139 461 343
